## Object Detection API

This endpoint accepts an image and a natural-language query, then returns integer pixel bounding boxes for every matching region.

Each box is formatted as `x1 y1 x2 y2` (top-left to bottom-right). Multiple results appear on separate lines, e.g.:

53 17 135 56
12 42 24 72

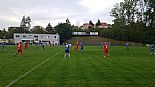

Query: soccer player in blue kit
150 43 154 54
125 42 129 51
1 42 5 50
64 42 70 58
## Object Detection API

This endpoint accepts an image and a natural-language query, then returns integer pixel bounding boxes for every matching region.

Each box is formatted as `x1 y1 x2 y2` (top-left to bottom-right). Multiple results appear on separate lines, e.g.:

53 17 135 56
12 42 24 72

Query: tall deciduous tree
31 26 46 34
55 23 73 44
45 23 55 34
110 0 155 43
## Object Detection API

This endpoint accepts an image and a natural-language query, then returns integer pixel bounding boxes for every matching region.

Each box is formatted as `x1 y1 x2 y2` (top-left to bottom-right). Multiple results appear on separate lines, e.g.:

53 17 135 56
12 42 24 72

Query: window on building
16 35 20 38
34 35 38 38
54 36 56 38
47 36 49 38
23 35 26 37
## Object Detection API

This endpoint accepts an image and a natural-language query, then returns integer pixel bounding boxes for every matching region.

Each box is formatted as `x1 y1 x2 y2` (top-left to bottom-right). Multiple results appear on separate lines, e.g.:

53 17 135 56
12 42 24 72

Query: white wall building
14 33 60 45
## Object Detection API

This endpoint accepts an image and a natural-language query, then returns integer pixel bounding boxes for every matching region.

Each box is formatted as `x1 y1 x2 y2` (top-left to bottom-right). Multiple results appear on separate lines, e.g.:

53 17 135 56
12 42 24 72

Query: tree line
101 0 155 43
0 18 103 44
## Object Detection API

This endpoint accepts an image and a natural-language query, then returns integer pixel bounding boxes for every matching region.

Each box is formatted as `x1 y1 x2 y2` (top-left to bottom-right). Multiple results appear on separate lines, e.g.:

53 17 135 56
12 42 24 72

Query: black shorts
65 50 70 53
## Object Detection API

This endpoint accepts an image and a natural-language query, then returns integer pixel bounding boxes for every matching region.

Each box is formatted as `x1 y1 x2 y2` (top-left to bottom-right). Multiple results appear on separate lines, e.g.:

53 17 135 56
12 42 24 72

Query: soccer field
0 45 155 87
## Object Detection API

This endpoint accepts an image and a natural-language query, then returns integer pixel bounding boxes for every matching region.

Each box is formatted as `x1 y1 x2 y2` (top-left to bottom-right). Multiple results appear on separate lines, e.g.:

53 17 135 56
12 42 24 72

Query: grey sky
0 0 123 29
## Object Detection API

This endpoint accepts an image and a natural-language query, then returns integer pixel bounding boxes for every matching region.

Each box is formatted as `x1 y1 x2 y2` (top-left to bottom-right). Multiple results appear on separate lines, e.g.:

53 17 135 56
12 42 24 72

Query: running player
125 42 129 51
75 40 78 52
24 42 28 50
150 43 154 54
41 42 45 50
1 42 5 50
64 42 70 58
80 42 84 53
36 41 39 48
52 41 55 46
15 42 23 56
49 41 51 47
103 41 110 58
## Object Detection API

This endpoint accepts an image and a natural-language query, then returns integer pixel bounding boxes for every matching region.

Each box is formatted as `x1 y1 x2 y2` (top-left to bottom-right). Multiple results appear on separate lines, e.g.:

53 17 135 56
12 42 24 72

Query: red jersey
104 42 108 50
75 41 78 49
104 42 108 55
104 45 108 50
18 43 22 50
25 43 28 48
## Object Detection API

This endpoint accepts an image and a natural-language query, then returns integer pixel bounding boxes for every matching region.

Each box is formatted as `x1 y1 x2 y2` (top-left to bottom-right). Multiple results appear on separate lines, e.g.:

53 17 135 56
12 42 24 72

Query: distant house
80 23 90 30
97 22 111 29
80 22 111 30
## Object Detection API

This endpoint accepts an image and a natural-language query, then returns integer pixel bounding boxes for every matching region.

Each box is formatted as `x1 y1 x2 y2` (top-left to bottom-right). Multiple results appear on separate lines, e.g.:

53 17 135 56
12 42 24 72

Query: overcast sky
0 0 124 29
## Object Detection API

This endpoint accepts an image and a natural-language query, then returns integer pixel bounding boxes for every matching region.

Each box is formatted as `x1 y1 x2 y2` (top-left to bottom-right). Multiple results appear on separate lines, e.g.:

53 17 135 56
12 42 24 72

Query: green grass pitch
0 45 155 87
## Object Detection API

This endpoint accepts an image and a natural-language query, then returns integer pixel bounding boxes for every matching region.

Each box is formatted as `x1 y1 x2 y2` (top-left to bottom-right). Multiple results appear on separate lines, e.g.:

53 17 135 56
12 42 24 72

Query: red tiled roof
100 22 109 26
83 23 89 25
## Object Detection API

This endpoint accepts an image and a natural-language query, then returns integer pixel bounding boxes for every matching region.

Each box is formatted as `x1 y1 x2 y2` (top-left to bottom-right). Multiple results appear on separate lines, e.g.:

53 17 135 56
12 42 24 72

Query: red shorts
18 50 22 53
104 49 108 54
75 46 78 49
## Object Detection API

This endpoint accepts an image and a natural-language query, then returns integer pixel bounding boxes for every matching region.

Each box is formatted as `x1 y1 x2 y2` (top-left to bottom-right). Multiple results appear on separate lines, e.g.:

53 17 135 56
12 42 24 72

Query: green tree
31 26 46 34
0 29 6 39
110 0 155 43
45 23 55 34
72 26 84 32
55 23 73 44
96 19 101 28
88 20 94 30
89 20 94 26
0 30 3 39
66 18 70 24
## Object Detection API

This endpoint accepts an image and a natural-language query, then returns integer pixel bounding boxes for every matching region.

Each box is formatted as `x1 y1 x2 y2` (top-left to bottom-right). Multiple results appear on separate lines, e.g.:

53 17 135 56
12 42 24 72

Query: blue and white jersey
125 43 128 47
42 42 45 46
65 44 70 51
80 43 84 48
2 42 5 47
150 44 154 49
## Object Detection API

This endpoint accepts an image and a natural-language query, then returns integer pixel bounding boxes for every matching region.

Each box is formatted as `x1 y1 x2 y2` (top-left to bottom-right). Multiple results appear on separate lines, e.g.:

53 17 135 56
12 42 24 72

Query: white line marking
5 50 63 87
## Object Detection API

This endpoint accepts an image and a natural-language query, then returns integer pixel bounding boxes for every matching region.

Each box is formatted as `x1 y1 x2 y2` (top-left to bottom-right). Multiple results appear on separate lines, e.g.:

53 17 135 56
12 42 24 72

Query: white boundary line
5 50 63 87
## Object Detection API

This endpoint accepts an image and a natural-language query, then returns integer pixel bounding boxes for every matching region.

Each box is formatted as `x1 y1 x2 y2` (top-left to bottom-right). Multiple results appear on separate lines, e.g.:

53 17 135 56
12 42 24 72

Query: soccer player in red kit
24 42 28 50
15 42 23 56
103 42 110 58
75 40 79 52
